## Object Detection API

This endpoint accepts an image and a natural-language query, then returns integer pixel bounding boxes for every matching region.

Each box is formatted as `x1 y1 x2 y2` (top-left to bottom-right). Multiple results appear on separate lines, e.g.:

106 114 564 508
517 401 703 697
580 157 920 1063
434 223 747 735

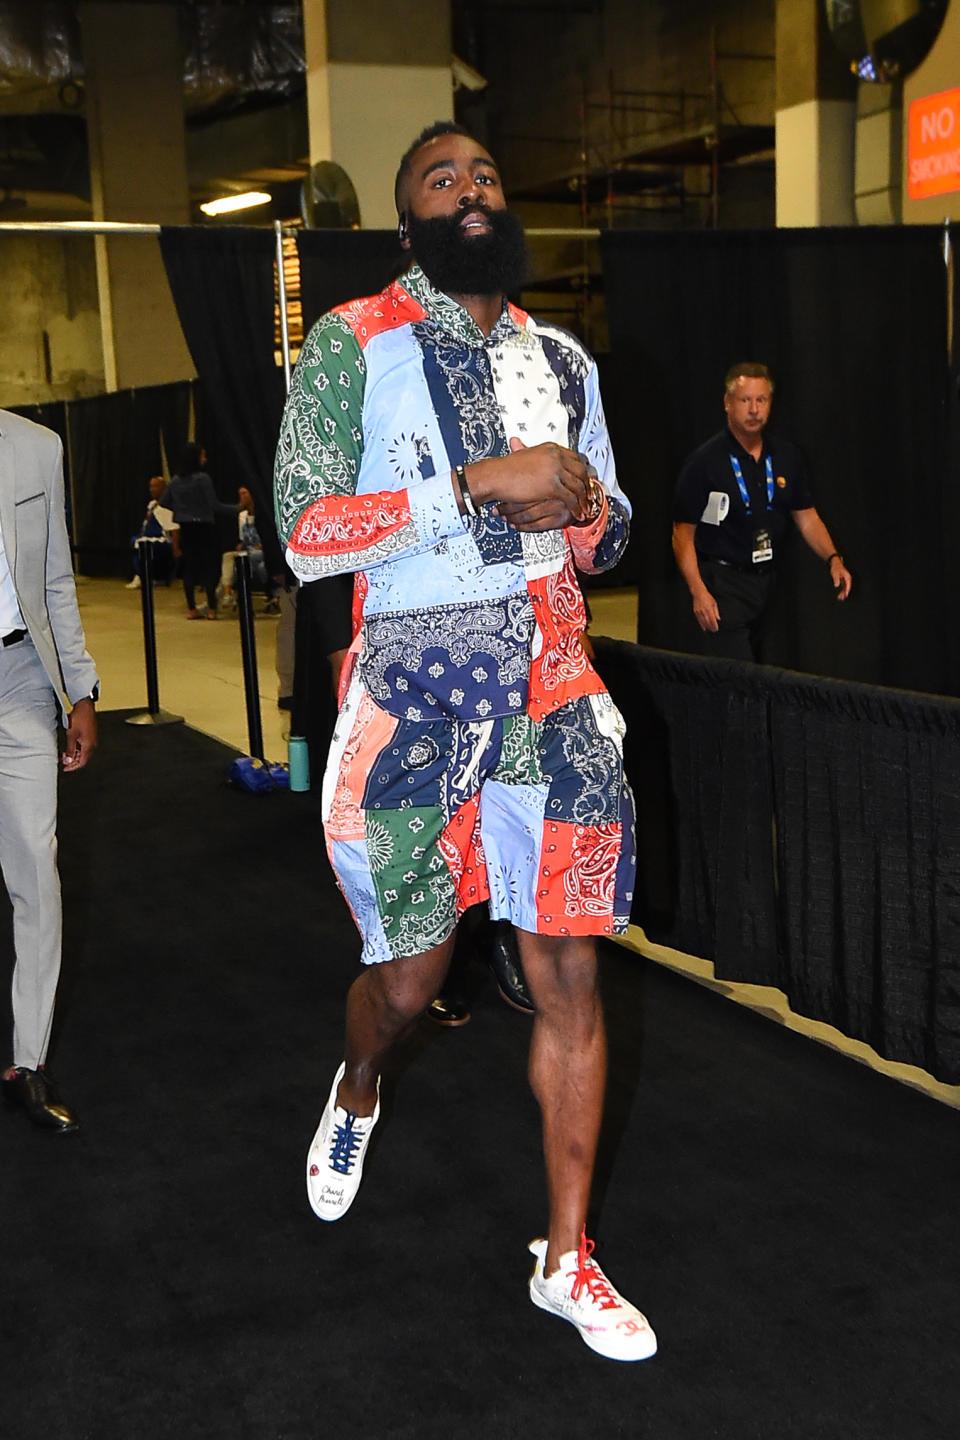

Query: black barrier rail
126 538 183 728
590 635 960 1086
234 550 264 761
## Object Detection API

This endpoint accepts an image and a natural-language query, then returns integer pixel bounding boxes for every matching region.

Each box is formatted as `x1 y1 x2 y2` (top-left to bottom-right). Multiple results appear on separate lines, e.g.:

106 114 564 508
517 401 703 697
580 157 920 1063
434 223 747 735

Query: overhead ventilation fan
301 160 361 229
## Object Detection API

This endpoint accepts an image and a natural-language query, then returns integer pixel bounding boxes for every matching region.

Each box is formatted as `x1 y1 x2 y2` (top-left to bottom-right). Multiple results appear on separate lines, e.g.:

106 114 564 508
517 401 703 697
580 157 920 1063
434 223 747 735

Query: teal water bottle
288 735 310 792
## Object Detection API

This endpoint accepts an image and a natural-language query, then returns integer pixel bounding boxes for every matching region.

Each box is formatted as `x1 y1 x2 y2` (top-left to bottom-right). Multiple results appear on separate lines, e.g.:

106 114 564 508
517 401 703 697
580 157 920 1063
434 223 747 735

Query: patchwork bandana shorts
322 673 637 965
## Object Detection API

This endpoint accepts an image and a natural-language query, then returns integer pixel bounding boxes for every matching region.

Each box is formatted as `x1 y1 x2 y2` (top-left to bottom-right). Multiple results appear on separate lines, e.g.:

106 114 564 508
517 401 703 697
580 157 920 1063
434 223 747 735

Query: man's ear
397 212 409 245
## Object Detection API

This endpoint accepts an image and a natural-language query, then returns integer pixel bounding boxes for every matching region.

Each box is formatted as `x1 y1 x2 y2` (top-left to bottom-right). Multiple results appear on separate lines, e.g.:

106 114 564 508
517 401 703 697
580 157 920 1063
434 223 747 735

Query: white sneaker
125 575 141 589
306 1062 380 1221
528 1232 657 1361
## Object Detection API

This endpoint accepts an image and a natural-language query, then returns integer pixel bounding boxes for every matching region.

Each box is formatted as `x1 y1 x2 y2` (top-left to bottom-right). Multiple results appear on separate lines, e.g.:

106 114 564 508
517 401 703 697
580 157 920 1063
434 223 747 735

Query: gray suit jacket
0 410 99 722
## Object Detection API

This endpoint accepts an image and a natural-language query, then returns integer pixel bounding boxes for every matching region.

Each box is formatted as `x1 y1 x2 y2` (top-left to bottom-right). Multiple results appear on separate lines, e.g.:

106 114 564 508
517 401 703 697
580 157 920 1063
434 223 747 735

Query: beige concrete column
80 2 194 390
854 80 902 225
775 0 857 227
303 0 453 230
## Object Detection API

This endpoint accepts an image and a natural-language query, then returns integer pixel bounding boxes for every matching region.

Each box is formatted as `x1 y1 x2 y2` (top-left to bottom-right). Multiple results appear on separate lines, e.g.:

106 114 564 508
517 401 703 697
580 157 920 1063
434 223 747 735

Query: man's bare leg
335 935 456 1115
517 932 606 1274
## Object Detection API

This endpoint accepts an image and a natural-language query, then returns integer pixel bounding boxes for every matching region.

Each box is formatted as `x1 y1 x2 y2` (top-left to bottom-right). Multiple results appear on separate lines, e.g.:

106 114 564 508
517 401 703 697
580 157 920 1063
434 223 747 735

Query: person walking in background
672 362 852 661
160 444 238 620
0 409 99 1132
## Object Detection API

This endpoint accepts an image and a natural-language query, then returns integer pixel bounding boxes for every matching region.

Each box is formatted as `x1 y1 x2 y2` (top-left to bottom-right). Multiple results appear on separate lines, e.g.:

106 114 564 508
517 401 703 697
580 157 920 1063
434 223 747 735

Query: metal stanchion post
126 538 183 727
234 550 265 761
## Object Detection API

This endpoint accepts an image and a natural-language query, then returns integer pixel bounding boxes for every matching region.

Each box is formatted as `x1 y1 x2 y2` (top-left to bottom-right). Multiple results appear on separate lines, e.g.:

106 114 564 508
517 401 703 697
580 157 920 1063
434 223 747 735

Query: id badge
752 528 773 564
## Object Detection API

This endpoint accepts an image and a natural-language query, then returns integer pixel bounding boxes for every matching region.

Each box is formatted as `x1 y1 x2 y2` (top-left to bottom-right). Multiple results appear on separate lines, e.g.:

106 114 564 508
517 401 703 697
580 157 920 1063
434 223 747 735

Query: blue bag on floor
228 756 290 793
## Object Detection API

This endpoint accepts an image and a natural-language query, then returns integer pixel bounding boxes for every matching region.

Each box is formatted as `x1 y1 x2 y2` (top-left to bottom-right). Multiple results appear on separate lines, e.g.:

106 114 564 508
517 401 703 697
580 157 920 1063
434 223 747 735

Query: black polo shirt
673 428 814 568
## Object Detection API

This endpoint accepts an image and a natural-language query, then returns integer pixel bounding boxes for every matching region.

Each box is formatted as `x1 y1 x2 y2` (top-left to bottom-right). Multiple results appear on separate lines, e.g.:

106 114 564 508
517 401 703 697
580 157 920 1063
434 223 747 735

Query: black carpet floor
1 713 958 1440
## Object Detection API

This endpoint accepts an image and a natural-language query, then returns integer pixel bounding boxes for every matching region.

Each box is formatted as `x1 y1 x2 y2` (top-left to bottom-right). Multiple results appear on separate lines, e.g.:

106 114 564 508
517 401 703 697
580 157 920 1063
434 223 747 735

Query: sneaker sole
529 1280 657 1361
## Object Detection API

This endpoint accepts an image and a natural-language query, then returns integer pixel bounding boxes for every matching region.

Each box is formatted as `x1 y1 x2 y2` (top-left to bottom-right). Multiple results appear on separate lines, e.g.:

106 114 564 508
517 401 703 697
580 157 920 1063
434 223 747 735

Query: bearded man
273 121 656 1362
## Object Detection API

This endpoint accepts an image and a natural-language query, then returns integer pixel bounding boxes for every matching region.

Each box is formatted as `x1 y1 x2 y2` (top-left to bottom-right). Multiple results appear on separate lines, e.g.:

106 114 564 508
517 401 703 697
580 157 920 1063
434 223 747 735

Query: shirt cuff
567 492 608 563
408 471 467 546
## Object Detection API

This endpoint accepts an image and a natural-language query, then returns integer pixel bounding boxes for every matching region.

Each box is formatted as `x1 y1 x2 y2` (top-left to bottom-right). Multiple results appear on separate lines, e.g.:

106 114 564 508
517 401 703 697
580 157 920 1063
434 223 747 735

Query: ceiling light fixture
200 191 272 217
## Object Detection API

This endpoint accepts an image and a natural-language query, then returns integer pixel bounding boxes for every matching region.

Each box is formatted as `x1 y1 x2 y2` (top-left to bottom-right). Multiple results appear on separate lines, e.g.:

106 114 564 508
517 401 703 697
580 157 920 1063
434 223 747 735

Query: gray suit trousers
0 635 61 1071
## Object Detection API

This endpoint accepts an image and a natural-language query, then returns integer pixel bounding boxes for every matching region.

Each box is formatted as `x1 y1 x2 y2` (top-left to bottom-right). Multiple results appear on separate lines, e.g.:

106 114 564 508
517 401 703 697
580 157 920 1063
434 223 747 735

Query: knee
364 955 449 1028
520 936 600 1016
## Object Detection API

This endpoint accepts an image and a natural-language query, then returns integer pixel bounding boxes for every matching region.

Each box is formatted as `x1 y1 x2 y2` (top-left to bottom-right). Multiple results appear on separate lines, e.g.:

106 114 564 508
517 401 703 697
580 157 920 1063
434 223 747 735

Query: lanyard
728 453 774 516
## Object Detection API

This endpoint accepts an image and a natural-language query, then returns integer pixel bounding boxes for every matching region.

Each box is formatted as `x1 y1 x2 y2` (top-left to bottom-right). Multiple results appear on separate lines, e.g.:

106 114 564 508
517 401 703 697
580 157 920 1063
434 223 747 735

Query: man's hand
692 585 720 633
62 698 97 772
496 496 579 531
465 437 590 529
828 554 852 601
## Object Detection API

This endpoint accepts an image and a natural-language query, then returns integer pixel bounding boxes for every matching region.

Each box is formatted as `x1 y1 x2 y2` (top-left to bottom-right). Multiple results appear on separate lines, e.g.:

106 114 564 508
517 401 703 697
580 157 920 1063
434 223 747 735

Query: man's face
149 476 164 501
400 132 528 297
403 131 506 228
723 376 772 442
238 487 253 510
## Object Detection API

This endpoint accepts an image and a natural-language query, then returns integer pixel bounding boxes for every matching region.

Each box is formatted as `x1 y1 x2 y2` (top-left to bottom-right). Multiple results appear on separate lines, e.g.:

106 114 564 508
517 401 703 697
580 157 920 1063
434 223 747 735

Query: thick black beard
406 207 530 299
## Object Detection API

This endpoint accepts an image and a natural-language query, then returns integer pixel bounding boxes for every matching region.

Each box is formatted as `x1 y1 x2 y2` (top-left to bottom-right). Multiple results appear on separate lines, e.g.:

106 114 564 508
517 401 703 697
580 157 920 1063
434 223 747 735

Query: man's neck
728 423 765 461
446 290 504 336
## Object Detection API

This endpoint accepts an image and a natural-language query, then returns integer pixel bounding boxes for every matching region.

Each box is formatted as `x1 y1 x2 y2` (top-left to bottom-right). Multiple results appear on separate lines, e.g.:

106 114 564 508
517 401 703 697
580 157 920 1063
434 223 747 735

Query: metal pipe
234 550 264 761
0 219 603 241
0 221 161 234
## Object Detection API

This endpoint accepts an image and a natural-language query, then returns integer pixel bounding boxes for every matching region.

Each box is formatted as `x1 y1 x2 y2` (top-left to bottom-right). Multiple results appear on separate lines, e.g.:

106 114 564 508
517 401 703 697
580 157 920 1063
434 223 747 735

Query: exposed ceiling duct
0 1 307 213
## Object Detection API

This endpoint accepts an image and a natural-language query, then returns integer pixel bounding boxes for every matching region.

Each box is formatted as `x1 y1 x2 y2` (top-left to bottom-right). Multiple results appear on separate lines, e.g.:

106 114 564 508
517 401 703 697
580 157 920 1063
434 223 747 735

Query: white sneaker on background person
125 575 141 589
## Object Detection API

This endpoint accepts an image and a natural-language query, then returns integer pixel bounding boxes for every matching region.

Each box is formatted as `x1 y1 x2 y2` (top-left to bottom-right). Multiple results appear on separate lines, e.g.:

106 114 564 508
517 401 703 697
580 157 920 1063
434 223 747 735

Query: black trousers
178 522 219 612
683 559 775 662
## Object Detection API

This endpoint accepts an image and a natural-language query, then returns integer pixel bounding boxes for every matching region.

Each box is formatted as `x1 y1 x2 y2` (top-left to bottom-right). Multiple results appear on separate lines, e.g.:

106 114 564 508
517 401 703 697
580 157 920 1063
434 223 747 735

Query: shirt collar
726 426 770 464
401 263 518 347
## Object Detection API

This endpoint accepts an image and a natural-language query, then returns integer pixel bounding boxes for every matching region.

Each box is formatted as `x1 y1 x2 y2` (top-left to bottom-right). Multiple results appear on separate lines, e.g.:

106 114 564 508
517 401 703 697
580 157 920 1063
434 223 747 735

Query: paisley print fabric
274 263 631 724
278 262 639 958
323 674 635 964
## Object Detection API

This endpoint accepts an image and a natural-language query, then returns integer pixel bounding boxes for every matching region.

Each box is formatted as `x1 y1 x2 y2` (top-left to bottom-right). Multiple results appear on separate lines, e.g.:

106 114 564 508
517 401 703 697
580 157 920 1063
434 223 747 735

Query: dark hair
724 362 774 393
176 442 205 475
394 120 474 214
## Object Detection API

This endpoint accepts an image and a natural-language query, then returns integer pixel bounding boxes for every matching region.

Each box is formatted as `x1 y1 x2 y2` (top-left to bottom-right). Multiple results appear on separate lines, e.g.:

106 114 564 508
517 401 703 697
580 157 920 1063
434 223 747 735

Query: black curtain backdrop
70 382 192 575
592 636 960 1085
296 229 402 333
12 383 191 575
159 226 286 571
599 226 954 694
290 229 401 750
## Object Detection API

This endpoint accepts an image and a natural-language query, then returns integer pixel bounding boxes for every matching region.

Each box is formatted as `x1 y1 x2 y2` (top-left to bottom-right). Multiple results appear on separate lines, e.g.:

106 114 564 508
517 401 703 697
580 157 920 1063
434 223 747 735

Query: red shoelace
568 1228 621 1310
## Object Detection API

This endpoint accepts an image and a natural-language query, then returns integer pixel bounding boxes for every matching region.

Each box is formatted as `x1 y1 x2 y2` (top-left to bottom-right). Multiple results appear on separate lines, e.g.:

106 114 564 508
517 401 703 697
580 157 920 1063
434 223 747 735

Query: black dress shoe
427 995 471 1027
486 920 535 1014
2 1067 80 1132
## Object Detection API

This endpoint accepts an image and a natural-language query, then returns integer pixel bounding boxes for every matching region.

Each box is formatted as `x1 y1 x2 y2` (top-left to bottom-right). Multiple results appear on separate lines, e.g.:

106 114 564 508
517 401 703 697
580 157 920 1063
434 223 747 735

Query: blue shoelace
329 1112 364 1175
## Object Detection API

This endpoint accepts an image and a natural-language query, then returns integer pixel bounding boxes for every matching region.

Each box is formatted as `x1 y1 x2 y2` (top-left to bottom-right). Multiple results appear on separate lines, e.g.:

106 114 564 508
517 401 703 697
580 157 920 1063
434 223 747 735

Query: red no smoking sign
909 87 960 200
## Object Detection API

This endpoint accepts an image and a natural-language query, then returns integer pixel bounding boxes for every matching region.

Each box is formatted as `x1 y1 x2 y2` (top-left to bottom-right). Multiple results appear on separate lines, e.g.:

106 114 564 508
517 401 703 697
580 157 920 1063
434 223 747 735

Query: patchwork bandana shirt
274 263 631 726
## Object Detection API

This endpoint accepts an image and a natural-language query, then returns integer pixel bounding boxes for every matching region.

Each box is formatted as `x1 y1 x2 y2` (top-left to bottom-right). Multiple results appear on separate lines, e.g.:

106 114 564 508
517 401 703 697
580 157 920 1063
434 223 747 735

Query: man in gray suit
0 410 99 1133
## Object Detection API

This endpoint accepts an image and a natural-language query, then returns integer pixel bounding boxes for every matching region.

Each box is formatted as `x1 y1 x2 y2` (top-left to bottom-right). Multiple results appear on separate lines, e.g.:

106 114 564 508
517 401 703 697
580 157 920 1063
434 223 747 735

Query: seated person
126 475 178 587
219 485 279 612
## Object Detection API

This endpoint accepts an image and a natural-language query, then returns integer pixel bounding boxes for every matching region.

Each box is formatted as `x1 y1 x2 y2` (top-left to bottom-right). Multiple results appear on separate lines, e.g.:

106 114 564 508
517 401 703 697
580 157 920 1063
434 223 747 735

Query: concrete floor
76 573 292 761
76 575 960 1108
